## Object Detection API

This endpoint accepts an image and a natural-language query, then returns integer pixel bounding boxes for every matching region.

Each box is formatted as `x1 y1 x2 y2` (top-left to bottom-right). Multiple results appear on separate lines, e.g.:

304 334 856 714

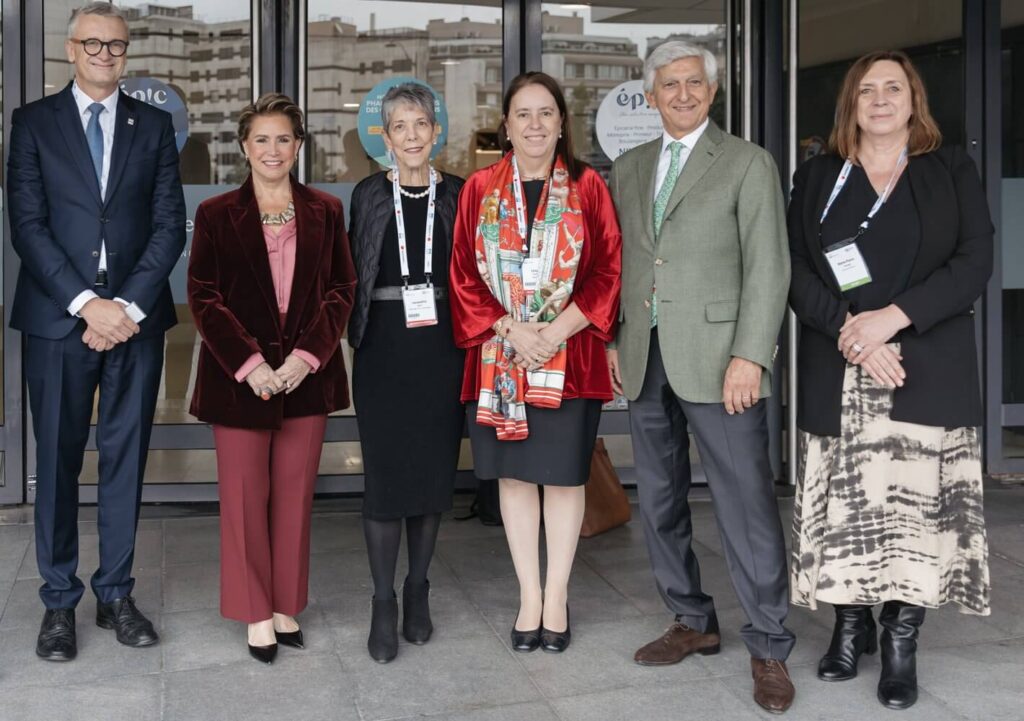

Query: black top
376 182 449 288
347 170 465 348
820 166 919 313
787 148 993 436
523 179 545 252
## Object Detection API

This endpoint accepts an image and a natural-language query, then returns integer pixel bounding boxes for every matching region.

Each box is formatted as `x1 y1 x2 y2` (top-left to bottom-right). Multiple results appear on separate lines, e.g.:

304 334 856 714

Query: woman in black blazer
347 83 465 663
787 51 992 710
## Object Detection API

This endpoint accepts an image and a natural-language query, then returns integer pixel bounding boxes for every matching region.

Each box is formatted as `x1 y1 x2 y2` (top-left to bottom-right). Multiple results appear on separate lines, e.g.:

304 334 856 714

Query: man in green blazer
606 41 795 713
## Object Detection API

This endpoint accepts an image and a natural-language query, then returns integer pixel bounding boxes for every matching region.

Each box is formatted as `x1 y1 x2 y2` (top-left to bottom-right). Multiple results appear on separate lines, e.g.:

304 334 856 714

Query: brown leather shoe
633 623 721 666
751 657 795 714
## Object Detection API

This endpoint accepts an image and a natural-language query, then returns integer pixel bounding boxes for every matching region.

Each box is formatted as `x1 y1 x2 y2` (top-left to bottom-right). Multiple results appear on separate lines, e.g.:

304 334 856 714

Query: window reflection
307 1 503 184
541 5 727 174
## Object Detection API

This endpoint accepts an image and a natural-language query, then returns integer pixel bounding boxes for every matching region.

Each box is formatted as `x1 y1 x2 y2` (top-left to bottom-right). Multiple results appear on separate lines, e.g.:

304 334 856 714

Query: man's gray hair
68 2 129 39
381 83 437 132
643 41 718 93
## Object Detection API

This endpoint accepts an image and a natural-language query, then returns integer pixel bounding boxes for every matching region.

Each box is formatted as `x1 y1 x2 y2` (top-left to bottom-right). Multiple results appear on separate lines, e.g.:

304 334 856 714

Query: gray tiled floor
1 486 1022 721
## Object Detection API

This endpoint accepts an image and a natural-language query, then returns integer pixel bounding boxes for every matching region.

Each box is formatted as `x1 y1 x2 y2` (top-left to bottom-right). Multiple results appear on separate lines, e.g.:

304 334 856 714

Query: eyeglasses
70 38 130 57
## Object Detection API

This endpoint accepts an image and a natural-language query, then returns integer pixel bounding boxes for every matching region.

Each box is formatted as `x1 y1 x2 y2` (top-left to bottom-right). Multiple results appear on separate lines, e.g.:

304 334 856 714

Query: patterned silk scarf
474 152 585 440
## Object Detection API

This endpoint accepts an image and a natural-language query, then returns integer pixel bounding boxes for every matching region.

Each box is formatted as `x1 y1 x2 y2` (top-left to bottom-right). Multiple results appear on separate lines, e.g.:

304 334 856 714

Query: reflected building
44 2 251 185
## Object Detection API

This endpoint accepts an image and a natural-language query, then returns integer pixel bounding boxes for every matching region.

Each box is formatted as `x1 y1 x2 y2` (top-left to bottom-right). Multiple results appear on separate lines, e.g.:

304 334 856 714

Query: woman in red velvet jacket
187 94 355 665
449 72 621 655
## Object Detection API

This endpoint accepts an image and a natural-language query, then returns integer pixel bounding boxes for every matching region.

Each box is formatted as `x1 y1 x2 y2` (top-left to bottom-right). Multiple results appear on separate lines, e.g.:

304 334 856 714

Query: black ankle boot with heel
818 604 877 681
877 601 926 710
367 595 399 663
402 578 433 645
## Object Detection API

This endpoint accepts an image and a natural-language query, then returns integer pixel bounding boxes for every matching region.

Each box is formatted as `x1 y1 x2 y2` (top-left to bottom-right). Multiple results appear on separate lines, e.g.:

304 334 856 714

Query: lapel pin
127 118 135 126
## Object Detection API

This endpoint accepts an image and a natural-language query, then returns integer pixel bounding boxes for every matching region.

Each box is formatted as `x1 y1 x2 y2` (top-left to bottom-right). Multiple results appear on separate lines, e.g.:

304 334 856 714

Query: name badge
402 284 438 328
522 258 542 291
823 238 872 291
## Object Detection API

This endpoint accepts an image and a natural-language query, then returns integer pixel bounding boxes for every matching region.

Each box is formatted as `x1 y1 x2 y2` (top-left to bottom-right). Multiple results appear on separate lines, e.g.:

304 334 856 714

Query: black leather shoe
368 596 399 663
818 604 877 681
248 642 278 664
275 629 304 649
36 608 77 661
510 613 542 652
96 596 159 647
402 578 433 645
877 601 925 709
540 605 571 653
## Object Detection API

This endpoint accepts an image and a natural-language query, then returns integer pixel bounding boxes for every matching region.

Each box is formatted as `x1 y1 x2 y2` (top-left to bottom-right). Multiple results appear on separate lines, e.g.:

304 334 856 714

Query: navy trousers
26 323 163 609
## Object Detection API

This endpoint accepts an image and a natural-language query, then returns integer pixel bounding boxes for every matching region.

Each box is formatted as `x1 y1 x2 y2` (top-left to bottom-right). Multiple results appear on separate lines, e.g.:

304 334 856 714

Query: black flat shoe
510 613 542 652
36 608 77 662
275 629 304 649
96 596 159 647
368 596 399 663
248 642 278 664
540 605 571 653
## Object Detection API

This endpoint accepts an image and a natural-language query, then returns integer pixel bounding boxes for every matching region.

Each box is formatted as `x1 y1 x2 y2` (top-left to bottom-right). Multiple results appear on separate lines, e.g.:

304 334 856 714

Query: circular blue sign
119 77 189 153
357 77 449 168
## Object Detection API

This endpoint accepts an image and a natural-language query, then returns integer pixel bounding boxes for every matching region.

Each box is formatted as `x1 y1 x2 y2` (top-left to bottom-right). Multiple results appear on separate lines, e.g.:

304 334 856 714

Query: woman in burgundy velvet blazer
187 94 355 665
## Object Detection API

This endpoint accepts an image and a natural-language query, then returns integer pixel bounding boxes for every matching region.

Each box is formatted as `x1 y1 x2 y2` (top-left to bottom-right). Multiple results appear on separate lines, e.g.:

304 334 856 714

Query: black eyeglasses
70 38 130 57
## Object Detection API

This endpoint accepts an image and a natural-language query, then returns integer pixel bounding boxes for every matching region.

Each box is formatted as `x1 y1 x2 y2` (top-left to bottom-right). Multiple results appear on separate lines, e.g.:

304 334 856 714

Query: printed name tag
823 239 872 291
402 284 438 328
522 258 542 291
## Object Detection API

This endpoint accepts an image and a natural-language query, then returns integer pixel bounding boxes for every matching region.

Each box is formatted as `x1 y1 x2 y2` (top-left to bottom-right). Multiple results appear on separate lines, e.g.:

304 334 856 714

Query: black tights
363 513 442 600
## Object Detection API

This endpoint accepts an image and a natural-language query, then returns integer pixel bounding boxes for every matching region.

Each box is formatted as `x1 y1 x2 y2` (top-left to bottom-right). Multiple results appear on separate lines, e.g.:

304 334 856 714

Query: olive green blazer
608 121 790 402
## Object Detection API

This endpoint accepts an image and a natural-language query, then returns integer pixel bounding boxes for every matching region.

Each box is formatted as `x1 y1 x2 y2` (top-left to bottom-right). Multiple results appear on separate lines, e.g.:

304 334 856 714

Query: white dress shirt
653 117 710 199
67 82 145 323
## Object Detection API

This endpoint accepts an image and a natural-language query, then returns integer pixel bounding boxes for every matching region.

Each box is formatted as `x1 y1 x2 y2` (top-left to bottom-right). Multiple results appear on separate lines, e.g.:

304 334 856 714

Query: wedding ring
852 342 864 353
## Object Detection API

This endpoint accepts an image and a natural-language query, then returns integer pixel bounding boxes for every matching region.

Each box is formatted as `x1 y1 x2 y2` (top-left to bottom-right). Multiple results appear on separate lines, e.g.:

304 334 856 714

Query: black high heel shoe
248 642 277 664
368 596 399 663
540 605 571 653
275 628 304 649
510 613 542 652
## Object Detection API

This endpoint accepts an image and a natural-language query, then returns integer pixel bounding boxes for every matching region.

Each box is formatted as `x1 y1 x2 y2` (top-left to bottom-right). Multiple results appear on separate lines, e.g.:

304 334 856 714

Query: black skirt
353 299 465 520
466 399 602 487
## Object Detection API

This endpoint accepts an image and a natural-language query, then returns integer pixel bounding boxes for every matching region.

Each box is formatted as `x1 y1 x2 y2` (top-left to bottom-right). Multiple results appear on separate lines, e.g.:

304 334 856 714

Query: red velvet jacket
449 164 622 402
188 176 356 429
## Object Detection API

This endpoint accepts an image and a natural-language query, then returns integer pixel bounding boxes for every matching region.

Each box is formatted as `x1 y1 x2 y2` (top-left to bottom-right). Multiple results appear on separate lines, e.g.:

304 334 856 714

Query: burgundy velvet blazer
449 164 622 403
187 176 356 429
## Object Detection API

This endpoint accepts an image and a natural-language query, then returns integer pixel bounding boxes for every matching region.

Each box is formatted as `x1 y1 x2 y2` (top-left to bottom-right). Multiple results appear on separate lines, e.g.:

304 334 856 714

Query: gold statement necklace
260 200 295 226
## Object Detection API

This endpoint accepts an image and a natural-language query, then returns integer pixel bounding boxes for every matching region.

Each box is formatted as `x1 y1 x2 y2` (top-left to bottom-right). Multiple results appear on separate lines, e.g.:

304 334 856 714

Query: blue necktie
86 102 105 185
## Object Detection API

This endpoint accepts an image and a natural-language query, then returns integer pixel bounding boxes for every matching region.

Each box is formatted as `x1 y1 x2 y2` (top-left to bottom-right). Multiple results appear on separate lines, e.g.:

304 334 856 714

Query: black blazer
7 83 186 340
788 146 993 437
346 170 464 348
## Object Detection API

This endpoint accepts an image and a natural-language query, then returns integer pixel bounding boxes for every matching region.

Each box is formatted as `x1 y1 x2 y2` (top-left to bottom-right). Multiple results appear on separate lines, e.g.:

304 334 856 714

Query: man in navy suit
7 2 185 661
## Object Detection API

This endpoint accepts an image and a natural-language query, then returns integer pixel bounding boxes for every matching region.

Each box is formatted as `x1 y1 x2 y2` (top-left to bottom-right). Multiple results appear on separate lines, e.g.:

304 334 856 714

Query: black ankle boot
402 578 433 645
368 596 399 663
818 604 877 681
877 601 925 709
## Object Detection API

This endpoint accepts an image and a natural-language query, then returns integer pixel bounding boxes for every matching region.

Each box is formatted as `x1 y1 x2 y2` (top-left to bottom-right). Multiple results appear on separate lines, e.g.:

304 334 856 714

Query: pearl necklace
399 185 431 199
260 200 295 226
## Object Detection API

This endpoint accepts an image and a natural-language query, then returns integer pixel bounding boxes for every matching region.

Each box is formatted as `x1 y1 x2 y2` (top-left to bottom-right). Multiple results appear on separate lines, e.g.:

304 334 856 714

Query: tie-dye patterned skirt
790 351 990 615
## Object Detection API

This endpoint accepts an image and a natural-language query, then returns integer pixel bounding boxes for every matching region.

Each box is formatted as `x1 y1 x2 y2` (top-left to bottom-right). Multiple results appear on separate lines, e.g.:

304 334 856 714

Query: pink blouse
233 219 321 382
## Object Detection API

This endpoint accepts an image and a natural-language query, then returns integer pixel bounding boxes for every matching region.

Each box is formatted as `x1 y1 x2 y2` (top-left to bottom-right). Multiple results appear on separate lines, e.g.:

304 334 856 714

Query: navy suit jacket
7 82 186 340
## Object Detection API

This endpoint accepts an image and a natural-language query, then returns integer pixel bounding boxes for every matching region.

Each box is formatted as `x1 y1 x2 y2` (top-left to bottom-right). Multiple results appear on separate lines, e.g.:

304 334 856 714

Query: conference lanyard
391 165 437 286
511 155 533 253
819 147 908 235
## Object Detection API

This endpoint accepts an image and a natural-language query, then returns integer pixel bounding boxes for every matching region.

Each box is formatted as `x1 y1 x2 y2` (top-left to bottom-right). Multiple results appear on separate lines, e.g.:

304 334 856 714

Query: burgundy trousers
213 415 327 622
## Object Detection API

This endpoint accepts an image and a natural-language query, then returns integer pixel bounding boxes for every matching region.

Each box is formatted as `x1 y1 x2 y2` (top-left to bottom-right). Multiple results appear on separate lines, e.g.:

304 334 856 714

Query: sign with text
357 77 449 168
595 80 664 160
120 77 190 153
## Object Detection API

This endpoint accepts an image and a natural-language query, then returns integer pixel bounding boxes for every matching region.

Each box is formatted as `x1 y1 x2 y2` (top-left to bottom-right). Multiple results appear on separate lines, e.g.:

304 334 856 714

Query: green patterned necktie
653 140 684 236
651 140 685 327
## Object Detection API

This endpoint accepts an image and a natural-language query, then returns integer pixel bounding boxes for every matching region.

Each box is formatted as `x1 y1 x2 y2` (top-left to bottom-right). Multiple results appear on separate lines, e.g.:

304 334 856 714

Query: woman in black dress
348 83 465 663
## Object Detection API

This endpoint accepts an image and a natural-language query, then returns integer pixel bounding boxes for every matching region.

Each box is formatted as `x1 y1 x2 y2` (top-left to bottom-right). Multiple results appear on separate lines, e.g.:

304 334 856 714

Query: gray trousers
630 330 795 661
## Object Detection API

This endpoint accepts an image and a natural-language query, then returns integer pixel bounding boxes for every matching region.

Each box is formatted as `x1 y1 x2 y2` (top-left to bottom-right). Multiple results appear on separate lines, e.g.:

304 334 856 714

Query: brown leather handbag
580 438 632 538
